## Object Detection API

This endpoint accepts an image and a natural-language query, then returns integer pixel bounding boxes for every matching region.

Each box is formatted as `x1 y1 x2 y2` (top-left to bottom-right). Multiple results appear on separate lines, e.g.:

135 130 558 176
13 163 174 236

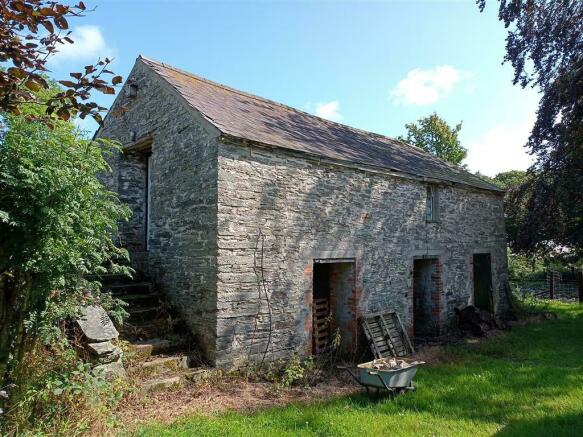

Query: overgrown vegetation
7 343 128 435
507 249 583 282
264 355 316 389
0 84 130 434
137 301 583 436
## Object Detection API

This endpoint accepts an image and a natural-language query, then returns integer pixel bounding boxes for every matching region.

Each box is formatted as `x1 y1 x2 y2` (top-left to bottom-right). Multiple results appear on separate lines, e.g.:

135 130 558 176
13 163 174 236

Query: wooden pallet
360 311 414 359
313 298 330 354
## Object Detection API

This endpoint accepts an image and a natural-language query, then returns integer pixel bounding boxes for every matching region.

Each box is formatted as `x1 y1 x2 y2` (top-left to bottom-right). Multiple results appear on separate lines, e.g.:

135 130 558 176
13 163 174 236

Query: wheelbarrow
338 357 425 396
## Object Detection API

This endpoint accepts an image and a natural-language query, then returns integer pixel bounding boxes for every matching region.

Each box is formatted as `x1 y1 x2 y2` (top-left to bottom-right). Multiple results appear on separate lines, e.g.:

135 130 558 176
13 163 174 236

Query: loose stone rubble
76 305 126 379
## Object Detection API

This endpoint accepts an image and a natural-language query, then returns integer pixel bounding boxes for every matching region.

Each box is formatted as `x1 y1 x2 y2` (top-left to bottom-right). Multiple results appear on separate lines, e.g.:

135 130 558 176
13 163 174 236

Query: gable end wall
97 61 219 360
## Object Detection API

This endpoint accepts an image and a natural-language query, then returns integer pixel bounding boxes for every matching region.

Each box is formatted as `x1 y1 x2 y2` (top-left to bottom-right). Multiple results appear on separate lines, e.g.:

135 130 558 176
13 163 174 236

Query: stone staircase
98 274 207 391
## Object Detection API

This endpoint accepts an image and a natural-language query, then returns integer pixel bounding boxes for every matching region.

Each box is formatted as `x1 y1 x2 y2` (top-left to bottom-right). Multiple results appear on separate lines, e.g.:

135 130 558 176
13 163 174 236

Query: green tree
475 170 530 250
478 1 583 256
399 113 467 165
0 84 130 413
493 171 529 254
489 170 528 191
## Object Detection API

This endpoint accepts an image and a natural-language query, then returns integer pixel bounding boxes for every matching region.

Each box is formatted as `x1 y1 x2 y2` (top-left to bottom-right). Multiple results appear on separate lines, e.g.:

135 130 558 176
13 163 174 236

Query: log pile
455 305 507 337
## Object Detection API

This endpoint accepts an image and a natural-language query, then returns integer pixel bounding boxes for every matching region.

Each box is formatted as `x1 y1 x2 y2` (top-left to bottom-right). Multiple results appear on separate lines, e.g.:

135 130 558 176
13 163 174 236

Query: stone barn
97 56 509 367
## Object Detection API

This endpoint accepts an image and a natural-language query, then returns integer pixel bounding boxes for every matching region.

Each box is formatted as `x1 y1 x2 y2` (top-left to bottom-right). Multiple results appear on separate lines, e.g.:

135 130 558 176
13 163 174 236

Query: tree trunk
13 276 33 371
0 270 33 405
0 271 17 385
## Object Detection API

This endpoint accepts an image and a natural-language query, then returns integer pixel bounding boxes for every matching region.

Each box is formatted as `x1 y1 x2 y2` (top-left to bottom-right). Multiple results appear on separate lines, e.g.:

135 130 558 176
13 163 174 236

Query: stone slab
77 305 119 342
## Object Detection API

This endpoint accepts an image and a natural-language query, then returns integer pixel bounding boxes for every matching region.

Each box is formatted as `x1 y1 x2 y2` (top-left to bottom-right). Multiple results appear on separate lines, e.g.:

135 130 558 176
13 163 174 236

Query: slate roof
140 56 502 192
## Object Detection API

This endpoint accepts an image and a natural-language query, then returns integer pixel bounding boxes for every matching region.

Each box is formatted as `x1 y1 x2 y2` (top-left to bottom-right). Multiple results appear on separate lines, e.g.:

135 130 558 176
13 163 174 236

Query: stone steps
141 375 183 392
121 292 161 308
121 319 176 341
130 336 188 358
87 273 137 284
97 273 204 392
127 306 163 323
105 281 154 296
140 368 210 392
141 355 190 375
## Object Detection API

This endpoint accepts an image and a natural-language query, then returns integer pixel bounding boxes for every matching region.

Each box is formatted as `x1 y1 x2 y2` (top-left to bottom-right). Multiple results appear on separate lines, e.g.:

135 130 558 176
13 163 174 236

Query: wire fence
511 271 582 303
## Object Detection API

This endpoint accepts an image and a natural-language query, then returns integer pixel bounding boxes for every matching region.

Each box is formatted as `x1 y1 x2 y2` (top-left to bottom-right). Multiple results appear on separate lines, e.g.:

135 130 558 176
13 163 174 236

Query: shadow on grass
495 411 583 436
137 303 583 436
277 304 583 434
374 305 583 423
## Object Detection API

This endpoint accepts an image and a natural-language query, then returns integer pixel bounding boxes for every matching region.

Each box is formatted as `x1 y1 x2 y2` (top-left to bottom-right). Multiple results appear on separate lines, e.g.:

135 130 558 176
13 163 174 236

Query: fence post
578 271 583 304
549 271 555 300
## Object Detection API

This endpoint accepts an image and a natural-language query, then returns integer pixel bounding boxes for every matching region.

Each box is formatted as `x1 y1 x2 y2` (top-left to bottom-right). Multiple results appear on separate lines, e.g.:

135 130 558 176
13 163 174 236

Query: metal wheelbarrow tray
338 311 426 396
340 358 424 395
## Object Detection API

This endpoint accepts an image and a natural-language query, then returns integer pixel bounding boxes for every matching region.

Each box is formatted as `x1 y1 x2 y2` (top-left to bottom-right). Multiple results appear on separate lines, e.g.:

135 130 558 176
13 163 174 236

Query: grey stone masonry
214 141 508 367
97 60 219 360
98 57 509 368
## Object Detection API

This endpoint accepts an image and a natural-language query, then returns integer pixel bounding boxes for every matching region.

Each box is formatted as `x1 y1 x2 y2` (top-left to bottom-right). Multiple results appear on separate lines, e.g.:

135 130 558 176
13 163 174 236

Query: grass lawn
135 301 583 436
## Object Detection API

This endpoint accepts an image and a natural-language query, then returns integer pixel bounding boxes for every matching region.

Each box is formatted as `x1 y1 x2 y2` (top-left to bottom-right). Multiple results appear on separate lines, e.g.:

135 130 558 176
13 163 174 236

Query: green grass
136 302 583 436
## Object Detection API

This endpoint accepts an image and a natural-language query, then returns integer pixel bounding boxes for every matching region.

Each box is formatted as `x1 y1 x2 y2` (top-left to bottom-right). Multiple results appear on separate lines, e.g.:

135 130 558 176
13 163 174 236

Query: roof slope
140 56 501 192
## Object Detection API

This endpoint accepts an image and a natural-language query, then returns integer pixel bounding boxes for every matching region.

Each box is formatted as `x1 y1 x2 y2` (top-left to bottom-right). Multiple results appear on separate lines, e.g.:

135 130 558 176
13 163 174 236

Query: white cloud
309 101 342 122
50 25 114 64
391 66 468 105
465 114 536 177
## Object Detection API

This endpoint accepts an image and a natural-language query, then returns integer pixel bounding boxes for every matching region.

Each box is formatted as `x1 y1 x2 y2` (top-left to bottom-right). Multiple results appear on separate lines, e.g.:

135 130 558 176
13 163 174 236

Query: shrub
4 342 127 436
265 355 316 389
0 84 130 432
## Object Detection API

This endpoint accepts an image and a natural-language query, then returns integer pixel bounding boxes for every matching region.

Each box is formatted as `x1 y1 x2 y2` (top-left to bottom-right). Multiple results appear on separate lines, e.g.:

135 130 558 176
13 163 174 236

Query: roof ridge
136 55 501 192
139 55 429 154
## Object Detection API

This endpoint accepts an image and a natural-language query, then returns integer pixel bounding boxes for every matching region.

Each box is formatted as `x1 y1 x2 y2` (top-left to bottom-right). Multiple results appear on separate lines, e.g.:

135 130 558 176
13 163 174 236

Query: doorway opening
473 254 493 312
145 154 152 251
312 260 355 355
413 258 442 339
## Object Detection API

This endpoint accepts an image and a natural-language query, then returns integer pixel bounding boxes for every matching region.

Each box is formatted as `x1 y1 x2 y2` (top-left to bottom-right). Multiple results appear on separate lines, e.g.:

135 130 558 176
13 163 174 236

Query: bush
264 355 316 389
508 250 546 281
507 248 582 281
0 84 130 432
4 342 127 436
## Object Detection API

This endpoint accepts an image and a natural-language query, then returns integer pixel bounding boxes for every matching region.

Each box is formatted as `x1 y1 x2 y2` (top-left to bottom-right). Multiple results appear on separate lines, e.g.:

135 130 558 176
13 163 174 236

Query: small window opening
127 83 138 98
426 185 438 222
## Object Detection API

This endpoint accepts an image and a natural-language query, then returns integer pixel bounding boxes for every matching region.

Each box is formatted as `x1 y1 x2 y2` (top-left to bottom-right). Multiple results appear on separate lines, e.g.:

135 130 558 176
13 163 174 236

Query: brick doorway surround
304 258 362 356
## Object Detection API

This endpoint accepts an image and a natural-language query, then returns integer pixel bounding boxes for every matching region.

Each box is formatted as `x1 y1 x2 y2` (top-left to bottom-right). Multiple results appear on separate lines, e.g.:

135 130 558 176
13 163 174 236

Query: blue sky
47 0 540 176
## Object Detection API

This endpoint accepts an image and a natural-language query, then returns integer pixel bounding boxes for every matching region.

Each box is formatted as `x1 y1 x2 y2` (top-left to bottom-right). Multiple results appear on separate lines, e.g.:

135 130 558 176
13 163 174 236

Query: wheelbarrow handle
336 365 366 387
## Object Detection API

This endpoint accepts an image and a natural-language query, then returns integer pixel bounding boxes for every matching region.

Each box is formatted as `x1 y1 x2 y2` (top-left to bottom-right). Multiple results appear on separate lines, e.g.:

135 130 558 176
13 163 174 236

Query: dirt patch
507 311 558 326
102 370 359 433
92 313 556 435
412 345 454 364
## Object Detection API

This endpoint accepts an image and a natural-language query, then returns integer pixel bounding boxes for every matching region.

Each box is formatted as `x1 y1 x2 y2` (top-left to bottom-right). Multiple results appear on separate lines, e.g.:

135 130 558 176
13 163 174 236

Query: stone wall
97 60 219 359
215 140 508 367
98 59 508 368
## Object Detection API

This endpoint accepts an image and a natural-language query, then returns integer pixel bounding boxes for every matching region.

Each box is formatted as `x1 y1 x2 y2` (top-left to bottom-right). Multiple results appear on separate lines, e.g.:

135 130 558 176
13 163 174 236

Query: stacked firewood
455 305 508 337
